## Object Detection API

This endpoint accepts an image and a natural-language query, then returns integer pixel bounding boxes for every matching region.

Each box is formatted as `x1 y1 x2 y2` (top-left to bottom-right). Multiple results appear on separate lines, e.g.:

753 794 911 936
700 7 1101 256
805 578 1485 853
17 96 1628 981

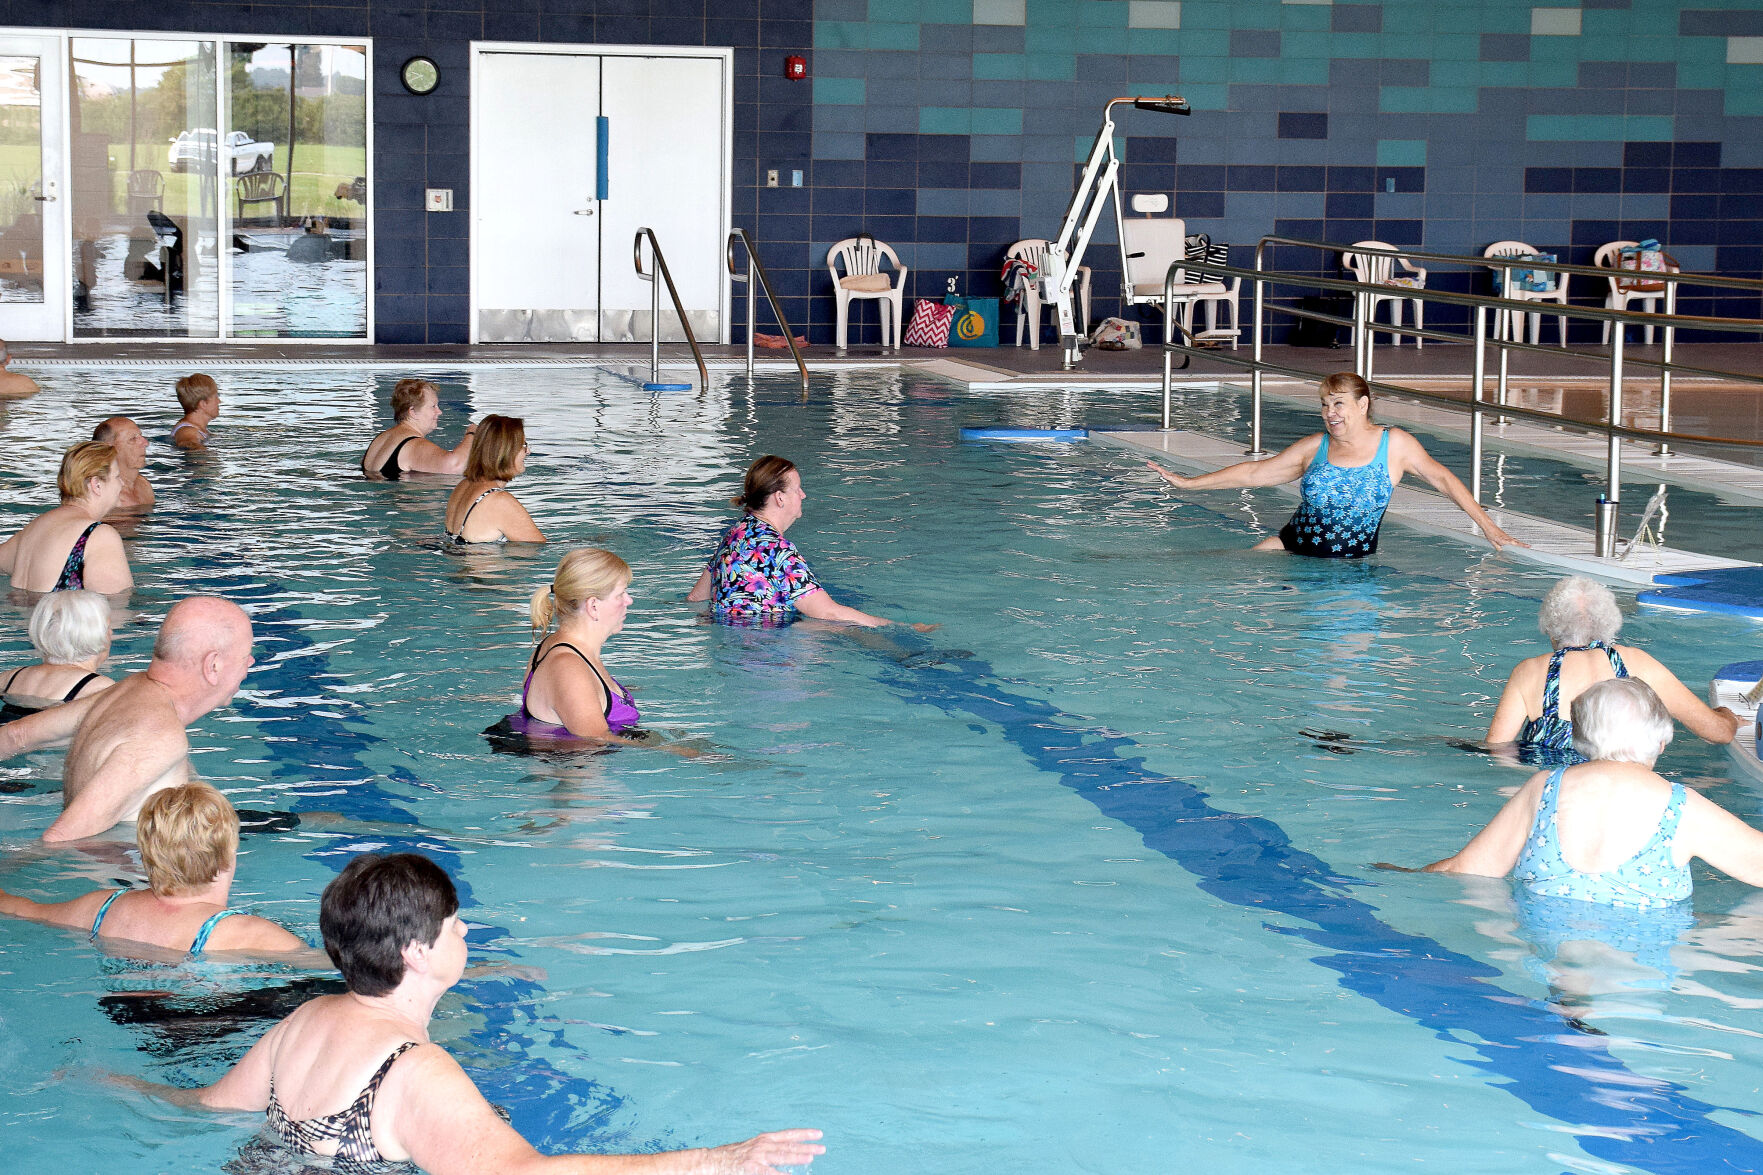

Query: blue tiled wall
9 1 1760 344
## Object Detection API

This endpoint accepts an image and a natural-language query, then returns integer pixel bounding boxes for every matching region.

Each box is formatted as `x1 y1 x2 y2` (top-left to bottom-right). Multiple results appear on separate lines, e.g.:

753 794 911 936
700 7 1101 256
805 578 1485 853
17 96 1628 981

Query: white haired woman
1485 575 1737 762
0 589 114 724
1424 679 1763 906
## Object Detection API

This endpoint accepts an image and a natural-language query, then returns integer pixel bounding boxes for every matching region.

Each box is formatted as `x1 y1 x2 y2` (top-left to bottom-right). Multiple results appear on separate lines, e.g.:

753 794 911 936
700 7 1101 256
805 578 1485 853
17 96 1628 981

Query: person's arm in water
79 524 133 594
686 564 713 603
1620 646 1742 745
793 586 895 629
0 689 102 758
491 494 545 544
1143 435 1318 492
1484 661 1539 745
191 1030 825 1174
1676 788 1763 885
401 423 477 476
1421 770 1546 875
0 887 112 932
1387 430 1526 552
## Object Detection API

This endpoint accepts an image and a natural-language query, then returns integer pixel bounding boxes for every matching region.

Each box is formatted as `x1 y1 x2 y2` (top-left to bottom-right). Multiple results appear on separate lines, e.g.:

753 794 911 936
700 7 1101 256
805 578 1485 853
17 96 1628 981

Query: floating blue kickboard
1637 565 1763 619
959 428 1088 443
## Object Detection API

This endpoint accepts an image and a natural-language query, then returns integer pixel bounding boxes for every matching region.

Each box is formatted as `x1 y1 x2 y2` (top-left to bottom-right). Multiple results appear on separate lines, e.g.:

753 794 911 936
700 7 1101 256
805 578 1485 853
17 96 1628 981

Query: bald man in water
0 339 39 399
0 596 255 842
93 416 155 510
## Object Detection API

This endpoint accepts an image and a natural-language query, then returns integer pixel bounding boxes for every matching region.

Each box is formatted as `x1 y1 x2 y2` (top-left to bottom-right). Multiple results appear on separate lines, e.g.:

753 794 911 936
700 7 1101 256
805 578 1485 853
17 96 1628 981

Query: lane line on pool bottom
882 652 1763 1173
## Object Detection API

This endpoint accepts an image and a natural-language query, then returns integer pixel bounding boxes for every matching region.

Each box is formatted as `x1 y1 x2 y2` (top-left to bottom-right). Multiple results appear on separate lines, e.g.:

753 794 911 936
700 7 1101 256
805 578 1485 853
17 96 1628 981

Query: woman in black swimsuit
171 853 824 1174
0 441 133 594
0 589 115 724
443 415 545 544
361 378 477 479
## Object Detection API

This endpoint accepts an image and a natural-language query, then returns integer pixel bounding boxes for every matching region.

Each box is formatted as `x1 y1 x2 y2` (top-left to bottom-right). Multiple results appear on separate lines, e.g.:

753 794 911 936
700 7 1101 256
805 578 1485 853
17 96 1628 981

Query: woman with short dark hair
687 455 926 628
443 415 545 544
177 852 823 1174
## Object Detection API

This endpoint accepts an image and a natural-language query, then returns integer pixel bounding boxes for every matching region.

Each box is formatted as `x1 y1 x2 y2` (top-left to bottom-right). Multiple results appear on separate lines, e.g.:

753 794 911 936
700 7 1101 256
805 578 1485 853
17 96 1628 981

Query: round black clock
400 56 439 96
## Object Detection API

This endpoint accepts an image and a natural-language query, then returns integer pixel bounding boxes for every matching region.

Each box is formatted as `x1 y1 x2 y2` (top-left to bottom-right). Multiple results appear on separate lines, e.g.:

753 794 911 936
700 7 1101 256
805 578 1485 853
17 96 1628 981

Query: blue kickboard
1637 565 1763 619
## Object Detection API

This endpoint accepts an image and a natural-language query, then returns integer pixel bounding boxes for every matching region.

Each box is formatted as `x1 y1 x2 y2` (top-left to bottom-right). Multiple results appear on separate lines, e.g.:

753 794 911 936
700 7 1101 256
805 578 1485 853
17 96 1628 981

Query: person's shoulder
210 912 308 953
0 371 39 399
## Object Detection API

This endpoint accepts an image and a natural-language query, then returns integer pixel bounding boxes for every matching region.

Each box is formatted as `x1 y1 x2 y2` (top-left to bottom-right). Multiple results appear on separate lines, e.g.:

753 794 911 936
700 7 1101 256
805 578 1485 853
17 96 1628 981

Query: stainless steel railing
1158 237 1763 557
633 227 709 391
727 228 809 396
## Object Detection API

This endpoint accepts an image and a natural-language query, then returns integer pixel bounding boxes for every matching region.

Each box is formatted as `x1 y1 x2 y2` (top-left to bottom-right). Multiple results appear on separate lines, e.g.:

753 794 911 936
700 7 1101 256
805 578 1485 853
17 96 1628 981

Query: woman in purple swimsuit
0 441 133 594
487 548 645 747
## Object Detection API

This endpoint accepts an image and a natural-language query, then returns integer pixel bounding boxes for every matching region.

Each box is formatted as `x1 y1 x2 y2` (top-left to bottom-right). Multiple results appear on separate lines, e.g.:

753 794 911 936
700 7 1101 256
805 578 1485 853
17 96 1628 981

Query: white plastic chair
1484 240 1569 347
827 236 906 350
1594 240 1678 345
1119 200 1227 345
1184 242 1241 349
1342 240 1427 349
1005 238 1090 349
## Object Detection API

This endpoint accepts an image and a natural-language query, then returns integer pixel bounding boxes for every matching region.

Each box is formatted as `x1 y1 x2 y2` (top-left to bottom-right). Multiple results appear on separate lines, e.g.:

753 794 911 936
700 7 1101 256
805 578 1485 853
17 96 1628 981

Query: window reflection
0 56 46 305
70 37 219 337
228 43 368 338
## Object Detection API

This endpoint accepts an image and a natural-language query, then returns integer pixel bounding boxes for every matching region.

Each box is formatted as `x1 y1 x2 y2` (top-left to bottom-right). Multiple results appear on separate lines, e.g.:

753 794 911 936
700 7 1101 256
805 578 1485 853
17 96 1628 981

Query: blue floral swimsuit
1278 429 1393 558
1514 766 1691 909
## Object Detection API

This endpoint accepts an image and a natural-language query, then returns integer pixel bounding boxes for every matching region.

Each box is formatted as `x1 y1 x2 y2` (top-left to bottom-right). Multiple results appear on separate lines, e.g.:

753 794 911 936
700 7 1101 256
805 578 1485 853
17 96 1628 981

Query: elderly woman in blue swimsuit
1485 575 1737 762
0 783 315 959
1144 373 1522 557
1421 679 1763 907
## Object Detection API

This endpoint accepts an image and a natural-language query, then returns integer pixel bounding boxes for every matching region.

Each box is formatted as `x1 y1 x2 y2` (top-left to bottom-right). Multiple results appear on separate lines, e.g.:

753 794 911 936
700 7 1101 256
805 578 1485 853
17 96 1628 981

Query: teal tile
1181 55 1226 83
1433 33 1480 61
814 22 866 49
1078 0 1125 26
1075 131 1125 161
1626 9 1675 37
1179 82 1228 110
1025 24 1069 52
864 0 921 19
1180 0 1232 30
1329 33 1381 57
920 107 972 134
972 106 1025 135
1430 60 1481 87
1377 140 1427 166
1480 61 1527 87
1076 26 1125 52
974 53 1026 80
1528 60 1577 87
1281 6 1330 31
813 77 866 106
1526 114 1672 141
1131 29 1183 54
1028 0 1081 17
1228 58 1284 83
869 21 922 50
1380 86 1476 114
1024 51 1076 80
1727 77 1763 116
1282 57 1330 84
1382 6 1431 34
1179 29 1229 55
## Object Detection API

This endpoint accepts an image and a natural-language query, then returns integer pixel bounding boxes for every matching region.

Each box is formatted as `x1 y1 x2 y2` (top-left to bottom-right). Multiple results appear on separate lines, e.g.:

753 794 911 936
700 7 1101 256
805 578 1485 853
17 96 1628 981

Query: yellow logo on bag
955 310 984 340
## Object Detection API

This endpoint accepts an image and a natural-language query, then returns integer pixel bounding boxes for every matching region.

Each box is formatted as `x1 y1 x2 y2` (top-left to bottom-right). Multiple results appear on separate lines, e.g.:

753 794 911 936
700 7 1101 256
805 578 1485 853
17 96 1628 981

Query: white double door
472 45 729 344
0 32 66 340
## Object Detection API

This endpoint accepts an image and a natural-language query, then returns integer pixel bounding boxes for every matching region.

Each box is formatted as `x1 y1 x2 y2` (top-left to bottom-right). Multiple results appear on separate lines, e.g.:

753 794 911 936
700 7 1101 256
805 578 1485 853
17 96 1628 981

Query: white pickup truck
168 129 274 175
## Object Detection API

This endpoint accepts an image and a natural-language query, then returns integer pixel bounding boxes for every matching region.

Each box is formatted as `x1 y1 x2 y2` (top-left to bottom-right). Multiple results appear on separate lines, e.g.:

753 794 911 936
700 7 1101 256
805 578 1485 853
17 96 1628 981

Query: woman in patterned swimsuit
1485 576 1738 760
687 454 929 628
1143 372 1522 558
0 441 133 594
182 853 825 1174
1422 679 1763 907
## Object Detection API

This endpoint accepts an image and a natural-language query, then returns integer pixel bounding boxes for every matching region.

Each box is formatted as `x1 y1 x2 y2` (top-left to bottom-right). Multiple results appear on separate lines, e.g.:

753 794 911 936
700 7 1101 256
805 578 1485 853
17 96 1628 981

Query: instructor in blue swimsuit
1144 373 1522 557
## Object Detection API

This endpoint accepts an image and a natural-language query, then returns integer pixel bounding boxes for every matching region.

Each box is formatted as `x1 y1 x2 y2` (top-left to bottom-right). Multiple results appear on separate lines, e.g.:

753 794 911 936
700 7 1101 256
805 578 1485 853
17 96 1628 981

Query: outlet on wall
765 169 779 187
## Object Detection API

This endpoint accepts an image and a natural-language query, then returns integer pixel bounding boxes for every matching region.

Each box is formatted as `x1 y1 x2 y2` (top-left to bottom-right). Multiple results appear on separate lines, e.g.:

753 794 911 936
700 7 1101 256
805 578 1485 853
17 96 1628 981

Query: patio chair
1484 240 1569 347
827 235 907 350
1005 238 1091 350
1342 240 1427 349
235 170 288 223
126 169 163 216
1182 235 1240 348
1595 240 1678 345
1119 195 1227 345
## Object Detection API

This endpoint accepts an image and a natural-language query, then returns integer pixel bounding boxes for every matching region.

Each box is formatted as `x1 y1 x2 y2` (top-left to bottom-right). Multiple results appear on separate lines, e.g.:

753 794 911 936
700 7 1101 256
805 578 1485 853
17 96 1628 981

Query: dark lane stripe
884 653 1763 1173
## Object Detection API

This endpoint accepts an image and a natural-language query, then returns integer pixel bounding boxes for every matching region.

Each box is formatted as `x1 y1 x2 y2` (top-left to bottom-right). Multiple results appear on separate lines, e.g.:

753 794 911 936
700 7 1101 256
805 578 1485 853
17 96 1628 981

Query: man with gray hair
0 596 254 842
1423 679 1763 906
1485 575 1738 758
92 416 155 510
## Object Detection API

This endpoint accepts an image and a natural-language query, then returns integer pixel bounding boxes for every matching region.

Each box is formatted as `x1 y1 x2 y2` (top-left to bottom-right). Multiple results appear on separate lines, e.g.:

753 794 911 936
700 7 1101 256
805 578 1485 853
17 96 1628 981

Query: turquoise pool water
2 364 1762 1173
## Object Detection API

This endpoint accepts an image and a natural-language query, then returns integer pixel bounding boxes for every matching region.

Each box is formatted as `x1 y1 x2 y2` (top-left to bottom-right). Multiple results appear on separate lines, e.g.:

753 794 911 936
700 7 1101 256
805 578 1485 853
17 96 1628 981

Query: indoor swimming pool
3 364 1763 1173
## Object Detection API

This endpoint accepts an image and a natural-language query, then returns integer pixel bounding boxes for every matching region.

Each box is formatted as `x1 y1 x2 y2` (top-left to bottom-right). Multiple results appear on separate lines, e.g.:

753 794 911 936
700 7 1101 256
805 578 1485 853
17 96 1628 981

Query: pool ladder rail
633 226 709 391
728 228 809 396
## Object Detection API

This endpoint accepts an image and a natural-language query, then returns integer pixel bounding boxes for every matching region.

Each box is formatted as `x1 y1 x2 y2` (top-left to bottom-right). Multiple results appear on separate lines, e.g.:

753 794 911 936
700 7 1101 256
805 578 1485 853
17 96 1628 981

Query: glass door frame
0 29 71 340
10 25 374 344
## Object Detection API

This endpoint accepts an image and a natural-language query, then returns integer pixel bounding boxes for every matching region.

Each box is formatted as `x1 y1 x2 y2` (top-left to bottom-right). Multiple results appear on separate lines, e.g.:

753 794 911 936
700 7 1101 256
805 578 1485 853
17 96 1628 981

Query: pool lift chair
1039 95 1218 368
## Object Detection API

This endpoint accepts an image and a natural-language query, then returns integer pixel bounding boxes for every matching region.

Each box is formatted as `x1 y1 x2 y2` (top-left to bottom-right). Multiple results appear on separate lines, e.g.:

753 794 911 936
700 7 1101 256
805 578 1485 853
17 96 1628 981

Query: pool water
3 364 1763 1174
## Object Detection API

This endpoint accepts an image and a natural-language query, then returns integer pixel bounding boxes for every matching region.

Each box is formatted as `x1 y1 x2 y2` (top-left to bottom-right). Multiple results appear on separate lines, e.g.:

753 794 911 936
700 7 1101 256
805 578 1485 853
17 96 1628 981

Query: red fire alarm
784 55 807 80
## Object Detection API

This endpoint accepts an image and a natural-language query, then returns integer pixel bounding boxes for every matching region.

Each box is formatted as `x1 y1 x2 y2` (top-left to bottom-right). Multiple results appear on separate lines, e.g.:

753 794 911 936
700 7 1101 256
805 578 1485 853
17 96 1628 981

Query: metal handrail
727 228 809 395
1156 237 1763 558
632 227 709 391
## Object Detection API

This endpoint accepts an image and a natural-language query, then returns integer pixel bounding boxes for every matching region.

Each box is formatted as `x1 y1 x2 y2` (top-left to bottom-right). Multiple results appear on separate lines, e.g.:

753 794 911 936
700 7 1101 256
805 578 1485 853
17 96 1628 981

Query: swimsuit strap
188 908 240 956
380 435 415 478
449 485 503 540
0 667 20 695
53 522 101 592
521 641 595 719
62 672 102 702
268 1041 420 1165
1373 426 1390 466
581 657 620 720
1540 644 1625 719
89 889 126 940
